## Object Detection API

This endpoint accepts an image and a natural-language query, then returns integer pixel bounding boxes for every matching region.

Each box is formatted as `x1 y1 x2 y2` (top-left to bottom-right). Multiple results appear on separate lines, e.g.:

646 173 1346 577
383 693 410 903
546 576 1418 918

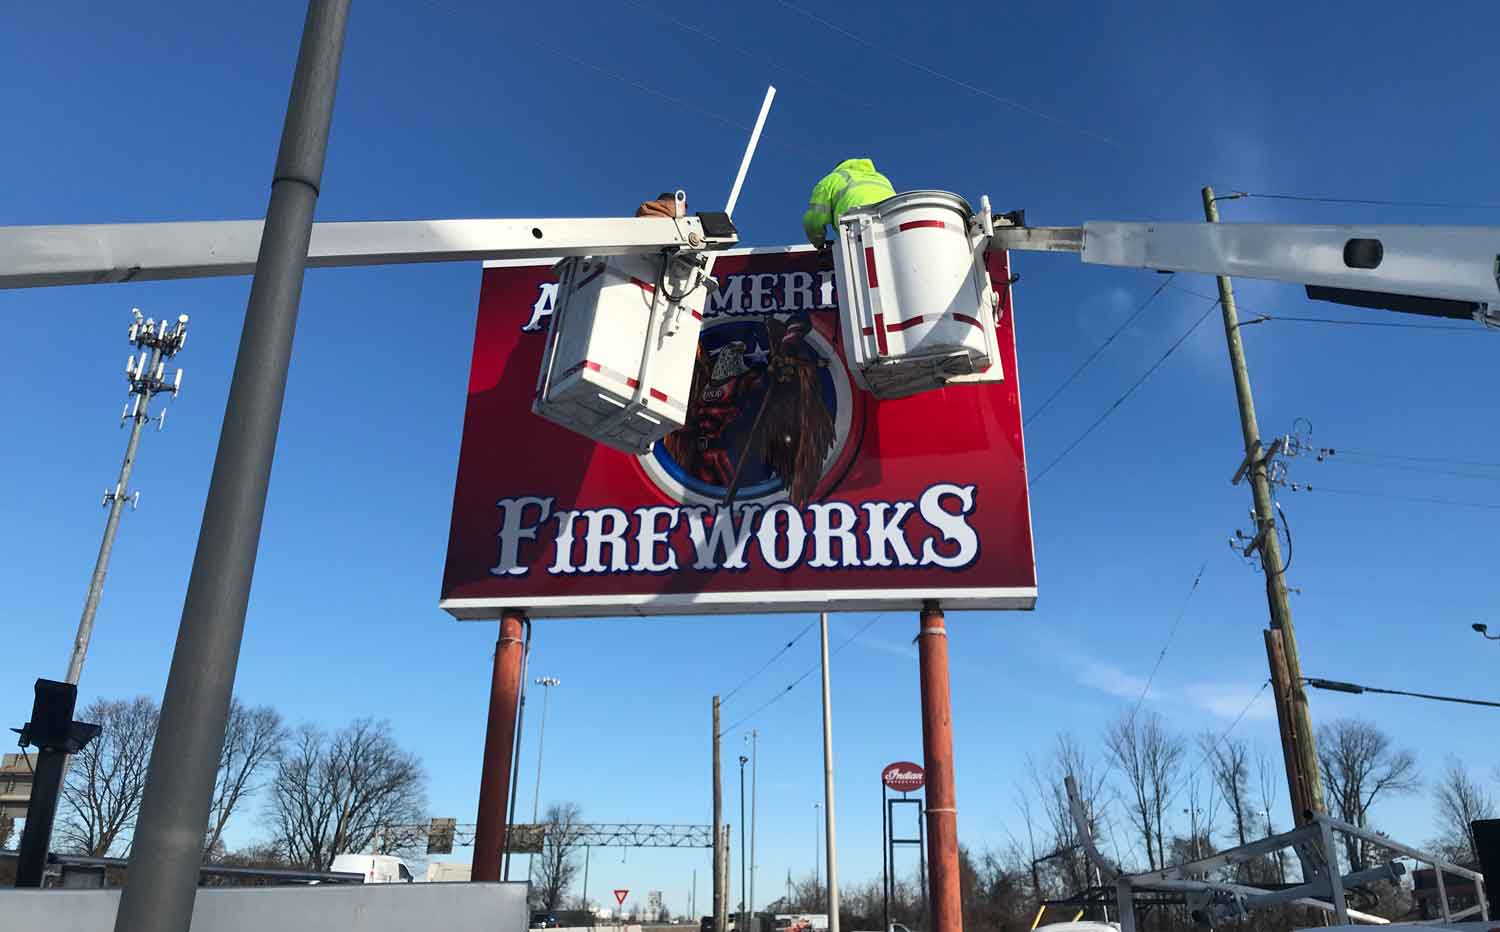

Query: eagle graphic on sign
662 314 835 508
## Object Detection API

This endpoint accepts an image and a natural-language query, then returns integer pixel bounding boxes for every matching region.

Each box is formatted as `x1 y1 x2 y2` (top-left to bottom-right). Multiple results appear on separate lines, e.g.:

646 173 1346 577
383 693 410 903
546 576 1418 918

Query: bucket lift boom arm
991 218 1500 326
0 213 737 290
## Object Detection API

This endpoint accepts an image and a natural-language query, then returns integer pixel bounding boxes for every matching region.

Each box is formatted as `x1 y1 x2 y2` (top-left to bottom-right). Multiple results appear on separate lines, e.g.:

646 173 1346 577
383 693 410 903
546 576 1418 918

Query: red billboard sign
440 245 1036 618
882 761 925 793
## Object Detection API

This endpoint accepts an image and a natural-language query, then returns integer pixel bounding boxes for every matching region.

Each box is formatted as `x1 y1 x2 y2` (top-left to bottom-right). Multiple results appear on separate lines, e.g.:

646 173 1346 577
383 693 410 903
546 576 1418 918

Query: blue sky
5 0 1500 913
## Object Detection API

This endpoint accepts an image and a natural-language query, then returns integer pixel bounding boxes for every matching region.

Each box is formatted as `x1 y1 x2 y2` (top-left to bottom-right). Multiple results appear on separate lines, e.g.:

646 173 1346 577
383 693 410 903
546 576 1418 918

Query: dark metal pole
111 3 348 930
14 750 65 887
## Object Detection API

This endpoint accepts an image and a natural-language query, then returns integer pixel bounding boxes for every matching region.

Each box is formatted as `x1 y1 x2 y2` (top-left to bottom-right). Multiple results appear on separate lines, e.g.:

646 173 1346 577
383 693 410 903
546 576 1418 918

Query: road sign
442 245 1036 618
882 761 925 792
614 889 629 906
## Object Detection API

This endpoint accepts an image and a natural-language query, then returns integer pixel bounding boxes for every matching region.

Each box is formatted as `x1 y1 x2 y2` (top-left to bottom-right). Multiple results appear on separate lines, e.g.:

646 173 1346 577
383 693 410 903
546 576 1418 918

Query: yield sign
614 889 629 906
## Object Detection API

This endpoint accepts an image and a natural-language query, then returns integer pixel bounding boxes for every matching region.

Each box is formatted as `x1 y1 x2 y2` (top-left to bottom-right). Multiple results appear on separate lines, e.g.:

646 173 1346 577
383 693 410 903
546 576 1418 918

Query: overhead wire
1304 677 1500 710
622 0 879 113
721 618 818 703
1025 274 1176 426
529 40 820 159
718 613 886 736
1321 449 1500 471
773 0 1120 148
1126 562 1207 724
1298 486 1500 511
1312 457 1500 484
1028 296 1220 486
1226 191 1500 210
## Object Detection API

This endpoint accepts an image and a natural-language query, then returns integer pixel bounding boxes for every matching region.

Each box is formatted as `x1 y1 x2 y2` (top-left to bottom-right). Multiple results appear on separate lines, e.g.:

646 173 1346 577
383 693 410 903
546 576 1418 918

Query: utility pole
1203 185 1323 824
112 4 348 931
67 309 189 686
713 695 726 932
818 613 840 932
474 611 527 881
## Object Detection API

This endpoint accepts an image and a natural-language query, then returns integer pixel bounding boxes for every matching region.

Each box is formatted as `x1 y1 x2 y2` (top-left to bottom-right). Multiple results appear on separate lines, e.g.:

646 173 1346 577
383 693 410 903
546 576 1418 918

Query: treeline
18 695 428 871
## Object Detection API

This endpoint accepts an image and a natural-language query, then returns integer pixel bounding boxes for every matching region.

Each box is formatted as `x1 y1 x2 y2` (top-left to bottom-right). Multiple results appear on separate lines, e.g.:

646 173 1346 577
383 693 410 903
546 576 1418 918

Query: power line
773 0 1120 149
1184 680 1271 788
1127 562 1207 723
530 41 817 159
1225 191 1500 210
1299 486 1500 511
718 613 885 736
1324 449 1500 471
1305 677 1500 710
1313 457 1500 484
1028 296 1219 486
722 619 818 703
1025 275 1176 426
623 0 878 113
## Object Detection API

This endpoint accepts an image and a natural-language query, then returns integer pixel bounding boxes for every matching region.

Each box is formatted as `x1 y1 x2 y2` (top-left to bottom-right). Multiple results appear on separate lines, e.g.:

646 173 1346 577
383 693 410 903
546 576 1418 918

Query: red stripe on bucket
886 315 925 332
649 388 668 403
897 220 947 232
952 314 984 330
873 313 889 355
584 361 602 372
630 277 656 293
690 309 703 320
864 247 878 287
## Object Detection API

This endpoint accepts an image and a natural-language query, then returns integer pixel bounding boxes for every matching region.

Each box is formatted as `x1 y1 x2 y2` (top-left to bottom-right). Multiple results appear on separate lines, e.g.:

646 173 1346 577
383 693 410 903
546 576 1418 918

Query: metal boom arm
0 215 733 290
995 220 1500 325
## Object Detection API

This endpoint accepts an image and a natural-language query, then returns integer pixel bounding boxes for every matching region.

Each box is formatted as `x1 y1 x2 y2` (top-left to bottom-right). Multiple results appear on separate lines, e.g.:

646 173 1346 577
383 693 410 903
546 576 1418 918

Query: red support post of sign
917 600 962 932
472 609 527 881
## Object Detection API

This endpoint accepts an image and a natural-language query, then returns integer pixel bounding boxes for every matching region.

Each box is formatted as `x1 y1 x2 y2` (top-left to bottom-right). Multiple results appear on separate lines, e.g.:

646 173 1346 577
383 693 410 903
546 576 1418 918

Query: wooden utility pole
713 695 726 932
1203 186 1324 823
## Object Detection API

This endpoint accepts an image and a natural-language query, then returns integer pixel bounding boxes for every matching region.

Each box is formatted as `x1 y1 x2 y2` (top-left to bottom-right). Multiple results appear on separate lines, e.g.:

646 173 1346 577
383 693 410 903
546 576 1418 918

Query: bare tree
1204 735 1252 847
1026 734 1108 896
204 699 287 859
1431 757 1495 863
1106 712 1184 870
1255 749 1287 884
269 719 427 871
57 696 159 856
1317 718 1419 871
531 801 584 911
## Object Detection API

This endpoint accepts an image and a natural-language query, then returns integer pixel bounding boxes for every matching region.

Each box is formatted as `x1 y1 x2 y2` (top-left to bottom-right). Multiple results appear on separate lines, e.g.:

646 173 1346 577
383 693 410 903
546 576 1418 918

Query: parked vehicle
328 854 414 884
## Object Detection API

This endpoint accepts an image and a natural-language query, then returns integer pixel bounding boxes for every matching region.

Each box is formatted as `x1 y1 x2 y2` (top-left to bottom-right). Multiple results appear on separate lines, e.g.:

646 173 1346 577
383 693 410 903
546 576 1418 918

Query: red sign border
440 245 1038 620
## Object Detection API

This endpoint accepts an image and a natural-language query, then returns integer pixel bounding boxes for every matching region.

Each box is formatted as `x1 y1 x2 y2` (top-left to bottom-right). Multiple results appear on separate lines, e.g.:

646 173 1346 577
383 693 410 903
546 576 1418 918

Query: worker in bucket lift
636 192 681 218
801 158 896 248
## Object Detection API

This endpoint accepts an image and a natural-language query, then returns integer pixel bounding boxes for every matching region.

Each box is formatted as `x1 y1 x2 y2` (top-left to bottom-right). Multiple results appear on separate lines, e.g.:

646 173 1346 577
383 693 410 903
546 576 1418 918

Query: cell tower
64 308 189 685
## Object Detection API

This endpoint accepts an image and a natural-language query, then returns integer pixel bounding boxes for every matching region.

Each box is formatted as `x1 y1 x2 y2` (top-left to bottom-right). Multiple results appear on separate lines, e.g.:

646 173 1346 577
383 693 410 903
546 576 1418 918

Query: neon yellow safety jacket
802 158 896 246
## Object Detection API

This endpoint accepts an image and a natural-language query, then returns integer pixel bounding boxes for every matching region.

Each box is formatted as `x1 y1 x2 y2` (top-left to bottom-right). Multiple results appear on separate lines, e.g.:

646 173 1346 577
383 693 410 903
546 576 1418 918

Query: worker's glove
635 197 679 219
807 229 827 250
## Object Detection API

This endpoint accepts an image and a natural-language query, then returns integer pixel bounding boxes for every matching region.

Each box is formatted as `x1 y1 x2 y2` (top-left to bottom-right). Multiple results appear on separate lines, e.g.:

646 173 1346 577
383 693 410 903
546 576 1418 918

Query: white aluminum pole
724 86 775 220
819 613 840 932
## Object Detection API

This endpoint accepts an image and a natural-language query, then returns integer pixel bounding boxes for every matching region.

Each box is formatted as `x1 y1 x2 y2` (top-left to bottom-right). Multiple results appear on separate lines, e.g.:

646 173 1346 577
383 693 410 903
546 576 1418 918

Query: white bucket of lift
533 249 708 454
832 190 1002 399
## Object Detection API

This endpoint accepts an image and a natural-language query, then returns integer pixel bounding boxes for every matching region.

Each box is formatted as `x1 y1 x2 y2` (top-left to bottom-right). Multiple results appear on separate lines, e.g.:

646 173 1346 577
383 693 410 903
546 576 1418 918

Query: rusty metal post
473 610 527 881
917 600 962 932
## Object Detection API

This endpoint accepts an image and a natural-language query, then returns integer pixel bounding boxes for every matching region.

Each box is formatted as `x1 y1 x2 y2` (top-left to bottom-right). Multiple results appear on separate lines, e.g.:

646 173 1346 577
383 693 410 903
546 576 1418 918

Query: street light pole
530 675 561 882
747 730 758 930
739 754 749 932
813 802 821 892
